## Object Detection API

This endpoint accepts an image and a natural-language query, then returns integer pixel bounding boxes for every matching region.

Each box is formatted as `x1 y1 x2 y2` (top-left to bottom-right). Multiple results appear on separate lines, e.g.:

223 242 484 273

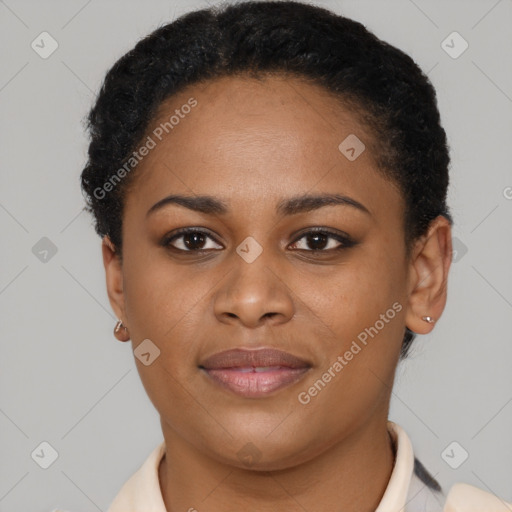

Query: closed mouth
199 347 311 398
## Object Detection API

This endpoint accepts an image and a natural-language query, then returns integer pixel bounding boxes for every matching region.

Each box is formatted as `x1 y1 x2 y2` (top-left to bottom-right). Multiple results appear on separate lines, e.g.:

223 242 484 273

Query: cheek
122 249 203 337
300 254 406 403
311 255 401 334
294 275 404 440
121 259 206 411
121 251 219 385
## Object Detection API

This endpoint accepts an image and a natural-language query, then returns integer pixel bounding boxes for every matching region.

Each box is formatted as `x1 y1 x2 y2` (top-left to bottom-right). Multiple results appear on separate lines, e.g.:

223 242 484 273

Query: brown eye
162 228 223 252
289 229 356 252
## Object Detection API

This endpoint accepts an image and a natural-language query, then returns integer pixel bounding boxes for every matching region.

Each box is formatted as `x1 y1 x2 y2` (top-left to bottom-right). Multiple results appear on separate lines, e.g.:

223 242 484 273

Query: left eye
288 230 352 252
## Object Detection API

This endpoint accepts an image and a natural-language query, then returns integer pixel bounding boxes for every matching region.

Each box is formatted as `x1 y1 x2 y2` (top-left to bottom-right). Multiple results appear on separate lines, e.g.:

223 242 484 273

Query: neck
158 416 395 512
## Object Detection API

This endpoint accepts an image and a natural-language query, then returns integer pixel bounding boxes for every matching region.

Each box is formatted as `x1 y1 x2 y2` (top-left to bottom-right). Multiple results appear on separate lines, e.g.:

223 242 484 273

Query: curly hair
80 0 453 360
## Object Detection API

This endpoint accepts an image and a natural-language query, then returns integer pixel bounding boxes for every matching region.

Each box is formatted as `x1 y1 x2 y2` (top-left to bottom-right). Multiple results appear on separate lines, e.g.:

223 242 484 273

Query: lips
200 348 310 370
199 348 311 398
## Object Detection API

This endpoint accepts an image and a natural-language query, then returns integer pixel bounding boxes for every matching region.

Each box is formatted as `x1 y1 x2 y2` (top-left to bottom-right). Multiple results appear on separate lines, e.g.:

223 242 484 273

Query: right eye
161 228 224 253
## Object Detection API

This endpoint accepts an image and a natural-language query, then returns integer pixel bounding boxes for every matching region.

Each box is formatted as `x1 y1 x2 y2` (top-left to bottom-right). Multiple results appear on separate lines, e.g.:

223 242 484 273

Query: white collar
105 421 509 512
376 421 418 511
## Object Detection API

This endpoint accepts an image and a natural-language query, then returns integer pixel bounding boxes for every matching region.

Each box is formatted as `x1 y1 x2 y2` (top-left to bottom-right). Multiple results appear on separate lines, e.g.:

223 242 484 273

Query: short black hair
80 0 453 360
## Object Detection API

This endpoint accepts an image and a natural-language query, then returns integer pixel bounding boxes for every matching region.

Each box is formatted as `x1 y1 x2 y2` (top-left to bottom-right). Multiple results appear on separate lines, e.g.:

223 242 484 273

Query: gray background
1 0 511 510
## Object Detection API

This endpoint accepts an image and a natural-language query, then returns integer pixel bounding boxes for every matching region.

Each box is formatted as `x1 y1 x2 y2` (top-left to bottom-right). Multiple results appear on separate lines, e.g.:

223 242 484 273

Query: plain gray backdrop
1 0 511 510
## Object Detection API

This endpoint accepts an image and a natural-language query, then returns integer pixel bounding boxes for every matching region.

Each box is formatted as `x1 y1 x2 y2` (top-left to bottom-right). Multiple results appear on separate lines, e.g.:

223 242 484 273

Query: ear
404 215 453 335
102 235 126 323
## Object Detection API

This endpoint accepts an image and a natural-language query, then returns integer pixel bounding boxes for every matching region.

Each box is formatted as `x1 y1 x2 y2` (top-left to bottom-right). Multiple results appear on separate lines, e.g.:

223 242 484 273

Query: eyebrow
146 192 371 218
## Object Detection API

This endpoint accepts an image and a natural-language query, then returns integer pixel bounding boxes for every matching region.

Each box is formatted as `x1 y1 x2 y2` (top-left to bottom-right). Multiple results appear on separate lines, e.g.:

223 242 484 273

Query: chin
202 433 318 472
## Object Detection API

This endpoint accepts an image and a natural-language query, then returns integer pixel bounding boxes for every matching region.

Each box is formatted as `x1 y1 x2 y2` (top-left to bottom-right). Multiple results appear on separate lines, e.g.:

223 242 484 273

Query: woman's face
103 74 449 469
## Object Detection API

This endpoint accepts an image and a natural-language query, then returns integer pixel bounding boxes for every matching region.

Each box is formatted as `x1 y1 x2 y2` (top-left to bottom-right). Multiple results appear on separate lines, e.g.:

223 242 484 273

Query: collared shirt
58 421 508 512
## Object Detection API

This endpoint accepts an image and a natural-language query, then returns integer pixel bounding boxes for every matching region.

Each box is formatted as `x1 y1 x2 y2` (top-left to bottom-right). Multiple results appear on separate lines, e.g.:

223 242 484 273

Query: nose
213 254 295 329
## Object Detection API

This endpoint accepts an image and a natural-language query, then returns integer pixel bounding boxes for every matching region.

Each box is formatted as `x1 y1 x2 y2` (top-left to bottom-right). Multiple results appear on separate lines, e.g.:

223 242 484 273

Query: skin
102 74 452 511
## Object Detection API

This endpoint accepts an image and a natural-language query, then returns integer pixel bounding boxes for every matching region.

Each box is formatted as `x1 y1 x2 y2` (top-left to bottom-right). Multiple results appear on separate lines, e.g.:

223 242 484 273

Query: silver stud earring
422 316 435 324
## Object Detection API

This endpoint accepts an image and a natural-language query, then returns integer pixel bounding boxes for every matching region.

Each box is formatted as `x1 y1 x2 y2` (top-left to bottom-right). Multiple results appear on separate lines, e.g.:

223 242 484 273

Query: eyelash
161 227 356 254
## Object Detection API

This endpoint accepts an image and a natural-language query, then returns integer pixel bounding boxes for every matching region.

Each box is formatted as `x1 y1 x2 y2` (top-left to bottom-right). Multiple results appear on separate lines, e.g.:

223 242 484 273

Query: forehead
125 74 402 221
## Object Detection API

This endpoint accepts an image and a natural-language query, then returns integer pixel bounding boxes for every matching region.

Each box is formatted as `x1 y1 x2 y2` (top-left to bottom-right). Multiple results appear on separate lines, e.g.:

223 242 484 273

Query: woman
75 1 511 510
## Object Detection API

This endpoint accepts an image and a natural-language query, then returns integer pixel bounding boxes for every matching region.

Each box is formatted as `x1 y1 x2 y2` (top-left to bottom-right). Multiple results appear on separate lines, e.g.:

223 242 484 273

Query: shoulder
444 482 512 511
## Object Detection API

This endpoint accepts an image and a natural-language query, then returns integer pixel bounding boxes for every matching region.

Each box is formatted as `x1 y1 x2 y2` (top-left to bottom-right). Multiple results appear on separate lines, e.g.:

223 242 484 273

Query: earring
422 316 435 324
114 319 130 342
